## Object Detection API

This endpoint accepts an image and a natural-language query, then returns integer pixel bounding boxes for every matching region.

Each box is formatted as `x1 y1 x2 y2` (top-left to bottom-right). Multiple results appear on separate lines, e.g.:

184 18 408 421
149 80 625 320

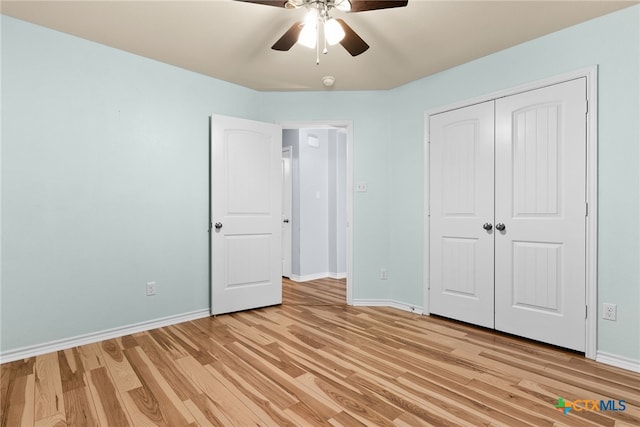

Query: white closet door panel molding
494 78 587 352
429 101 495 328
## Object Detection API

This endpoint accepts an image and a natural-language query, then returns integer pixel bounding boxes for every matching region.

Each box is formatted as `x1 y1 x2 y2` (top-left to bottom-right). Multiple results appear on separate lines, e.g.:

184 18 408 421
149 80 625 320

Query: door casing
424 67 598 359
281 146 293 278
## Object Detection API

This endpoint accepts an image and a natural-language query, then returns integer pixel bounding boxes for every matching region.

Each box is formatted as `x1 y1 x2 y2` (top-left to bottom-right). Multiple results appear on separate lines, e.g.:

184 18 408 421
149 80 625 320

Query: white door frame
279 120 354 305
281 146 293 278
424 67 598 359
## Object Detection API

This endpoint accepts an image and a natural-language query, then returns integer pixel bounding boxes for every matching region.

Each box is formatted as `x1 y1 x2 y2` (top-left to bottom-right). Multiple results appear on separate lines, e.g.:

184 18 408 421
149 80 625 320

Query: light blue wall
2 5 639 363
1 15 260 350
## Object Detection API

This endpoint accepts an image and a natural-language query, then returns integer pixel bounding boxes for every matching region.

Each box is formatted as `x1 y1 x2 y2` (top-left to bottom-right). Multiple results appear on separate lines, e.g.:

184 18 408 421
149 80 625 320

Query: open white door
210 114 282 315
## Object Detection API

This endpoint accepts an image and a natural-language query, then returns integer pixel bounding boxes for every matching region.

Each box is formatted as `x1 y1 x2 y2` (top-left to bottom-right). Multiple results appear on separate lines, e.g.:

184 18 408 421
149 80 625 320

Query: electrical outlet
602 303 616 321
380 268 388 280
146 282 156 296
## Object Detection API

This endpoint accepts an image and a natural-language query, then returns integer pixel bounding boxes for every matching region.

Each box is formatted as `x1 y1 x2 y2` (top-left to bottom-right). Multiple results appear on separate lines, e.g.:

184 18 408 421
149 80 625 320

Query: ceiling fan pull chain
322 3 329 55
316 18 321 64
323 23 329 55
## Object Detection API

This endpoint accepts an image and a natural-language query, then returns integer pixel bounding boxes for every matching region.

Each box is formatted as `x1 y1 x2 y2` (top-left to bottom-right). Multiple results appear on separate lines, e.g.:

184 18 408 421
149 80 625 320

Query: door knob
482 223 493 231
495 223 506 231
283 219 289 223
214 222 223 230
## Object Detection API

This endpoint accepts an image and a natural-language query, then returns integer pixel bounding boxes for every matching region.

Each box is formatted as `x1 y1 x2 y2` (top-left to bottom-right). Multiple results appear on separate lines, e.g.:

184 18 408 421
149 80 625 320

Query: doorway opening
280 121 353 305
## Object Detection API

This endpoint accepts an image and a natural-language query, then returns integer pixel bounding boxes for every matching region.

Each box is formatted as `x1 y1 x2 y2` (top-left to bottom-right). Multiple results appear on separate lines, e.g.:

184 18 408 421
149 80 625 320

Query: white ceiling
2 0 637 91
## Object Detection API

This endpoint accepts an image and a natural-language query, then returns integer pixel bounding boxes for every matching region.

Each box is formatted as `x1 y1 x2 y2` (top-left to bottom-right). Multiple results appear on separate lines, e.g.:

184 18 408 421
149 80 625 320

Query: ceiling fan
236 0 408 61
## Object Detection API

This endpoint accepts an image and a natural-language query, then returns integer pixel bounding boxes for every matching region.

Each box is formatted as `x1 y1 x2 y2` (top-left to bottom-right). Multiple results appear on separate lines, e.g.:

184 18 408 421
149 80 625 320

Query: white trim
281 145 293 279
288 272 345 282
424 106 431 317
424 67 598 359
352 299 424 315
583 67 598 360
278 120 354 305
0 309 210 364
424 67 597 116
351 299 389 307
596 351 640 373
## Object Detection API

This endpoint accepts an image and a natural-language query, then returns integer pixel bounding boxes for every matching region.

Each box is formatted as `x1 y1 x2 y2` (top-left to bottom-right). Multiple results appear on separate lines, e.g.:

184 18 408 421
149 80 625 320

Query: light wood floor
2 277 639 426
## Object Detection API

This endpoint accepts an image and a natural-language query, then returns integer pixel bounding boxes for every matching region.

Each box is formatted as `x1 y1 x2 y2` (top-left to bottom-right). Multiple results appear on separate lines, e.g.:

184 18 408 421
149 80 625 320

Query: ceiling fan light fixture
324 18 345 45
297 23 317 48
303 7 318 26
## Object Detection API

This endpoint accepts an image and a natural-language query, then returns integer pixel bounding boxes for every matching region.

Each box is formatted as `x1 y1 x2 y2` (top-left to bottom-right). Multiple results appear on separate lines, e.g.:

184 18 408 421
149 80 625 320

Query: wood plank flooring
2 277 639 426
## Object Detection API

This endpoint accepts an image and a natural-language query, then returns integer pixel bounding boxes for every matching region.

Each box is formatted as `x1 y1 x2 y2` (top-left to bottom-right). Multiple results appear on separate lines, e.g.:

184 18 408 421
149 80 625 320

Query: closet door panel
429 101 495 328
494 78 587 351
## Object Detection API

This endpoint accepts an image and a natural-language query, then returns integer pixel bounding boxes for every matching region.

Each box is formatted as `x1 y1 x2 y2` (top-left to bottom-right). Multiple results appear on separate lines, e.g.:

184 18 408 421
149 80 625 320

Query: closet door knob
495 223 506 231
482 223 493 231
214 222 223 230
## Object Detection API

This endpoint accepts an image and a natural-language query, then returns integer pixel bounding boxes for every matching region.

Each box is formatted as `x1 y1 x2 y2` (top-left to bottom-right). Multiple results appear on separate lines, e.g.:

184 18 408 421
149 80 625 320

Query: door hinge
585 305 588 319
585 202 589 217
208 221 212 232
585 100 589 115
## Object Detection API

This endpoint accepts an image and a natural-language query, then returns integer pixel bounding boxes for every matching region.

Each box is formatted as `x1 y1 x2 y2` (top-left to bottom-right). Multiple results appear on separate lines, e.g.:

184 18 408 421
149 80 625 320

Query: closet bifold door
494 78 587 352
429 101 495 328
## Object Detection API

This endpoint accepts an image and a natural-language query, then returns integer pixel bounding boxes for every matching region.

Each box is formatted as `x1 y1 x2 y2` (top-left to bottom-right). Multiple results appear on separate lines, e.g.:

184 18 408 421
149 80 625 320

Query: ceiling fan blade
235 0 288 8
336 18 369 56
348 0 408 12
272 22 303 51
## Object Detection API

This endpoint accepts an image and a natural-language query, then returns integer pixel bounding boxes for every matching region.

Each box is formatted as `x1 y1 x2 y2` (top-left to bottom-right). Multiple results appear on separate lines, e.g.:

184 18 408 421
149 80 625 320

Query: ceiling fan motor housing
285 0 351 10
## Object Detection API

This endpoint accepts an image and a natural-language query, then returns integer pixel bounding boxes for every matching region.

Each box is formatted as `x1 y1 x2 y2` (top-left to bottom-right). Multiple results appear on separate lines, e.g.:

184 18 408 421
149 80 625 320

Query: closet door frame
423 66 598 359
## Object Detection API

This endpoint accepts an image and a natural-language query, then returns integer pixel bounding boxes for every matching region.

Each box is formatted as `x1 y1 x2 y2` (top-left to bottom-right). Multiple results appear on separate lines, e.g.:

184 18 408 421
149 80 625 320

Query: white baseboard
0 309 210 364
389 300 424 315
596 351 640 373
288 272 346 282
351 298 388 307
352 299 424 315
